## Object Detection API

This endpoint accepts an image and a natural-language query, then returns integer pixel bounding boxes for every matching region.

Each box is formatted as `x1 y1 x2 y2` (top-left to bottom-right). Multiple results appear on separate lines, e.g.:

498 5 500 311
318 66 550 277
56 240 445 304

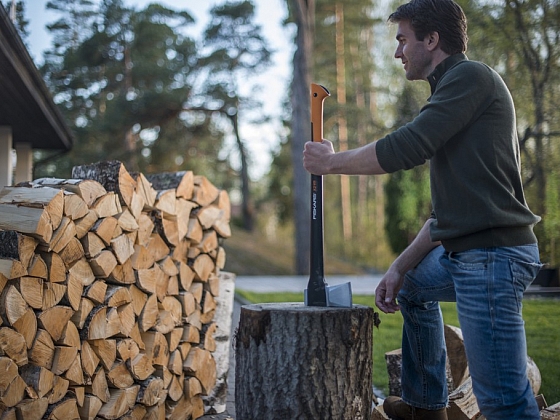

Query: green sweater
376 54 540 252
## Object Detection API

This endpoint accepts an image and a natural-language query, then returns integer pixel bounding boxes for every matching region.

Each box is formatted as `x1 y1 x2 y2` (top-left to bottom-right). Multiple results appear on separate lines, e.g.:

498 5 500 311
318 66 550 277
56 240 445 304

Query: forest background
6 0 560 275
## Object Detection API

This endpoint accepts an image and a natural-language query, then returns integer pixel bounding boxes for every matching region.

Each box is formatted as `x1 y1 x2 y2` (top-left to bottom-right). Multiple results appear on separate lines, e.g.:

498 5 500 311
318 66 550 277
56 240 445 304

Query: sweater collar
427 53 468 94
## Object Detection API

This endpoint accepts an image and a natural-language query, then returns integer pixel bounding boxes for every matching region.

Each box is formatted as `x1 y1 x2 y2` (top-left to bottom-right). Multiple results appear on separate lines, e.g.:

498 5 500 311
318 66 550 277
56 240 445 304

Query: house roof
0 4 73 151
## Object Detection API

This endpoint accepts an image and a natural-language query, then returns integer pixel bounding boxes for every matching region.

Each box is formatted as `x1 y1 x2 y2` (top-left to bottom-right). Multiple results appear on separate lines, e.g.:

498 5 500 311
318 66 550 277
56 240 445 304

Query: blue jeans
397 244 542 419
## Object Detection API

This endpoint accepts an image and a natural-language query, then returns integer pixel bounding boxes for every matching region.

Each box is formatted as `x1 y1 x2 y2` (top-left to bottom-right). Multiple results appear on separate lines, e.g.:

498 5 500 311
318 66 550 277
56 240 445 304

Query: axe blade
326 282 353 307
304 281 352 308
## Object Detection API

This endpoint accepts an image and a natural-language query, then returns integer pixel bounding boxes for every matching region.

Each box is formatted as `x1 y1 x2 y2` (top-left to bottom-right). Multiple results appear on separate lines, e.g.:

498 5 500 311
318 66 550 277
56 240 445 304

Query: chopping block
235 303 374 420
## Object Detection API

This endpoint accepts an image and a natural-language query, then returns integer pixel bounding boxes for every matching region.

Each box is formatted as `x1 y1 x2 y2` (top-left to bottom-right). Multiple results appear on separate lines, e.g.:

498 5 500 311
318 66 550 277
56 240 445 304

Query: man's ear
426 31 440 51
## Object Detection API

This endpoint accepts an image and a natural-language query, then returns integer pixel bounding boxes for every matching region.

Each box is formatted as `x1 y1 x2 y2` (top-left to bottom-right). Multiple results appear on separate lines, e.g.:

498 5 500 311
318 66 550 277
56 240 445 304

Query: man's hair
388 0 468 55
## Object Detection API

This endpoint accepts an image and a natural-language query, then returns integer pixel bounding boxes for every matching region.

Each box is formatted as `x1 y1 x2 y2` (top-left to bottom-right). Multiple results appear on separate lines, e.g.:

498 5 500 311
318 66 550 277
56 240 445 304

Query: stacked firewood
0 161 231 420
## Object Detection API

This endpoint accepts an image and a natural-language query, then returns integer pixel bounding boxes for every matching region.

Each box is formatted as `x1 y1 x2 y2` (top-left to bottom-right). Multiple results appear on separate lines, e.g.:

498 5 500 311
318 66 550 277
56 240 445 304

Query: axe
304 83 353 308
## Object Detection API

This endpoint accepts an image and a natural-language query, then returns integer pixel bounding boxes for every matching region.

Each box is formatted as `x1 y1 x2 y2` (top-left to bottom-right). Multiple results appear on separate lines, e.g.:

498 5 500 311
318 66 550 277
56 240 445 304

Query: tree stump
235 303 374 420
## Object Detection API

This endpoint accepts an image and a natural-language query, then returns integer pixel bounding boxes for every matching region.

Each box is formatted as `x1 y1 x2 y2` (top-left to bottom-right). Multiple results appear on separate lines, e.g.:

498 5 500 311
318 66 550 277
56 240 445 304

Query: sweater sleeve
377 61 496 173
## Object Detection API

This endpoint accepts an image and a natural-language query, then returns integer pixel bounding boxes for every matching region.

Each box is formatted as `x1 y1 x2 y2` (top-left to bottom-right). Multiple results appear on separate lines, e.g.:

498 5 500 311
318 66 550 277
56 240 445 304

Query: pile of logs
374 325 560 420
0 161 231 420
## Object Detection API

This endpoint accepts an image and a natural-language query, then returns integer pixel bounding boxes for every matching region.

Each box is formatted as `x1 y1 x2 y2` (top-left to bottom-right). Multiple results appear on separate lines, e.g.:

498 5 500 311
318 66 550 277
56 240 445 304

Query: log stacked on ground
0 161 231 420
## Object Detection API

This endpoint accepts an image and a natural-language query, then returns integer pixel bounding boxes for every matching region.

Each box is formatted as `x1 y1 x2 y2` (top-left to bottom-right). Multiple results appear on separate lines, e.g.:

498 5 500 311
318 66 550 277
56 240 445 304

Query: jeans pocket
509 258 542 289
509 258 542 311
448 251 487 271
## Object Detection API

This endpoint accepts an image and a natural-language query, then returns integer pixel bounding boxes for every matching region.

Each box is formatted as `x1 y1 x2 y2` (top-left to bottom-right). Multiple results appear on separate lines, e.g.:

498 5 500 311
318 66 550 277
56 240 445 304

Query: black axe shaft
306 83 330 306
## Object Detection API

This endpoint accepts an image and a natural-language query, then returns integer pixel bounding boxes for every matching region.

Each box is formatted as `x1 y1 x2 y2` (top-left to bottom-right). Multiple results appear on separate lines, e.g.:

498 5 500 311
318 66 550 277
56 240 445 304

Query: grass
236 290 560 405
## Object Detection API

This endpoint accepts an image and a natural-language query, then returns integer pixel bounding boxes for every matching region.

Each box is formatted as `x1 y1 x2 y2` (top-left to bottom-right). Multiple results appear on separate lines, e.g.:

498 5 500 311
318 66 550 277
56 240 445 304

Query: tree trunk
235 303 373 420
291 0 315 274
335 2 352 243
230 112 254 232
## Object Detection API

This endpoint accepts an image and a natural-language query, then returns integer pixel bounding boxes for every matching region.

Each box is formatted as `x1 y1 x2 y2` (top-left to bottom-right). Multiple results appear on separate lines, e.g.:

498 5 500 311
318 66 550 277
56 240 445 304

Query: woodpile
0 161 231 420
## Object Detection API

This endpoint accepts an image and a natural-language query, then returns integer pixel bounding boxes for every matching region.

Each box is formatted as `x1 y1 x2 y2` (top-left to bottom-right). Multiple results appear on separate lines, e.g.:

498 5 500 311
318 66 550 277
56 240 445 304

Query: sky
23 0 294 180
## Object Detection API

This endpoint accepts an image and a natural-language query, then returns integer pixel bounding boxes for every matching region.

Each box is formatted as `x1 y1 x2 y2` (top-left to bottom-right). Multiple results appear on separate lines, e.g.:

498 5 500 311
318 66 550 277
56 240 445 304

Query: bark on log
541 402 560 420
235 303 373 420
72 161 136 208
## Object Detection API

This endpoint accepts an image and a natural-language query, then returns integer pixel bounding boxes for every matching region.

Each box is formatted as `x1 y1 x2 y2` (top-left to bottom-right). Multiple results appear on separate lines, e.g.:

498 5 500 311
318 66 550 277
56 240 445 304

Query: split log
141 331 169 366
106 361 135 389
1 285 29 326
77 395 103 420
81 232 106 258
12 308 37 349
37 305 74 342
115 208 139 232
33 178 107 208
136 377 165 407
72 160 137 208
132 172 157 208
27 253 48 278
89 339 116 371
235 303 373 420
58 237 84 268
43 396 80 419
0 203 53 244
80 340 100 378
62 192 88 221
91 193 122 218
87 367 110 403
74 210 98 239
80 305 107 340
541 402 560 420
28 329 53 369
51 346 78 375
1 357 21 394
89 250 118 278
0 375 26 408
56 320 80 348
48 376 69 404
192 254 214 282
20 365 54 398
0 231 37 268
203 272 235 414
0 186 64 230
46 217 76 253
0 327 28 366
128 353 155 381
145 171 194 200
19 276 44 309
192 176 219 207
15 397 49 420
154 189 176 215
41 252 66 283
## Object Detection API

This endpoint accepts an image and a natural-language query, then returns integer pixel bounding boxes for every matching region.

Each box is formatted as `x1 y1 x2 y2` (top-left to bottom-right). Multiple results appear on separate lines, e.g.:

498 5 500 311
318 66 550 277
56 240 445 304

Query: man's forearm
327 141 387 175
389 219 441 276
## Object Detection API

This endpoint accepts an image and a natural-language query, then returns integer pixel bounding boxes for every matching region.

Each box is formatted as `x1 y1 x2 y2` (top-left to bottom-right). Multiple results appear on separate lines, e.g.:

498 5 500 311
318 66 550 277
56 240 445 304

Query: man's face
394 20 432 81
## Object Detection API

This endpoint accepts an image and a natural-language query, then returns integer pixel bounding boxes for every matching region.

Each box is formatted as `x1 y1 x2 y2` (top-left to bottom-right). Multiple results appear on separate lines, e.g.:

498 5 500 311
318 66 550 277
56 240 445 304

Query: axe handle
307 84 330 306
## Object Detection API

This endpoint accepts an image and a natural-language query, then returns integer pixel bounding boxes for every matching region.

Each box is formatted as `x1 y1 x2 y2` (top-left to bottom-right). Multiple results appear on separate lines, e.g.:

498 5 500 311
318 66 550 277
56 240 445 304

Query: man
303 0 542 419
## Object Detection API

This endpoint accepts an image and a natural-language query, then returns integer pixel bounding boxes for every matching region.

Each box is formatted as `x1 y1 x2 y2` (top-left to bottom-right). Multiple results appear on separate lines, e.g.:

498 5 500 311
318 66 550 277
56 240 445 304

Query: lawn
236 290 560 406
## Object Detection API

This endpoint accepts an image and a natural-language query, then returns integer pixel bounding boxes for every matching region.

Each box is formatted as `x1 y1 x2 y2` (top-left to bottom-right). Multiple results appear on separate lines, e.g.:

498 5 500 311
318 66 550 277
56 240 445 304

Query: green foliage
38 0 231 181
383 82 431 254
266 138 293 224
384 166 431 254
3 1 29 40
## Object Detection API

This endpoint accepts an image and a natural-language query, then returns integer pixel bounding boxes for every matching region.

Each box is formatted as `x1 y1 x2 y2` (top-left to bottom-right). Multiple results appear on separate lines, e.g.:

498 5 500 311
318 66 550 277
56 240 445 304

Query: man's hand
375 269 404 314
303 139 335 175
